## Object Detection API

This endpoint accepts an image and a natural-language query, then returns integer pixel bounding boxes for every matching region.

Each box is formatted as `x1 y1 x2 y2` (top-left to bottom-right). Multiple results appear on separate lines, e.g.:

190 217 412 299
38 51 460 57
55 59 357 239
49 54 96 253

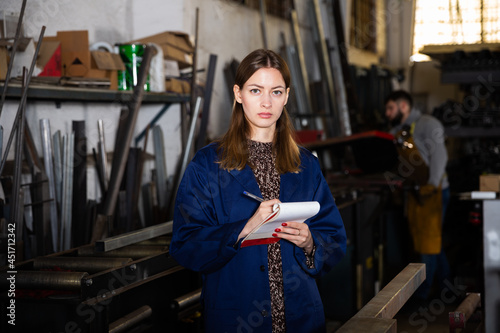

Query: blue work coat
170 143 347 333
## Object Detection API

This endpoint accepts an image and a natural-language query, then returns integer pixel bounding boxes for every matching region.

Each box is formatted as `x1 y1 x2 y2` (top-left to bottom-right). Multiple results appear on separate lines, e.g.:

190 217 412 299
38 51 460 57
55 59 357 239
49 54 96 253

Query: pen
243 191 264 202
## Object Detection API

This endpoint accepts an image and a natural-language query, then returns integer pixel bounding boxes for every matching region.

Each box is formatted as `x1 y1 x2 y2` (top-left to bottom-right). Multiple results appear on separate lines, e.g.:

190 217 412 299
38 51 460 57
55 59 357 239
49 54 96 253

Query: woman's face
234 67 289 141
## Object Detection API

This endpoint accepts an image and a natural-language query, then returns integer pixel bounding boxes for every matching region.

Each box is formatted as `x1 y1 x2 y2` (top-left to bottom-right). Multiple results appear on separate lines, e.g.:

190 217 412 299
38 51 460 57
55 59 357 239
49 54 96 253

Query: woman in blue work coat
170 49 347 333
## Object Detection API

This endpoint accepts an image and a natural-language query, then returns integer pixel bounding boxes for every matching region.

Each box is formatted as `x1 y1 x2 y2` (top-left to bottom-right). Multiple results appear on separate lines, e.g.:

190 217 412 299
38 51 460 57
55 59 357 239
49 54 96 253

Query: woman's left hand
273 222 314 255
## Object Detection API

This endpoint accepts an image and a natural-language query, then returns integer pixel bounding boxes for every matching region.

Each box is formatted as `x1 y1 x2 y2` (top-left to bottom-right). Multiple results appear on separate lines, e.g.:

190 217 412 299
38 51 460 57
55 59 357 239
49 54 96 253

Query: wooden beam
336 263 425 333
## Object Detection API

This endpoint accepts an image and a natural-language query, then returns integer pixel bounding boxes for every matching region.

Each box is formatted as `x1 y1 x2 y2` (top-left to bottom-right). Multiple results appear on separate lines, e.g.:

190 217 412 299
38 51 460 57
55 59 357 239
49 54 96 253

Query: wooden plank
356 263 425 319
337 317 396 333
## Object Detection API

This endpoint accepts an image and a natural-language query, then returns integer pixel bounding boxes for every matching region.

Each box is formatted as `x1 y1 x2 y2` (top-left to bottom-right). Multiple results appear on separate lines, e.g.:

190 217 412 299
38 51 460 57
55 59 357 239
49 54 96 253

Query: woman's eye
250 89 260 94
273 90 283 96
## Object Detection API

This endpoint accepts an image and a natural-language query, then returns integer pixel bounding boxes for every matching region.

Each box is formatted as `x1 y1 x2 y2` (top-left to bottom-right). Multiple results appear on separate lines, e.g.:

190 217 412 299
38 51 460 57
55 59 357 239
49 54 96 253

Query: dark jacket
170 143 347 333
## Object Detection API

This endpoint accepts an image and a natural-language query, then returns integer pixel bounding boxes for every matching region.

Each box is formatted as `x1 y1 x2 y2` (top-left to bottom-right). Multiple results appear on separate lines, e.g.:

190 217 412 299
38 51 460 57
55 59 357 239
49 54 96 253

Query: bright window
412 0 500 57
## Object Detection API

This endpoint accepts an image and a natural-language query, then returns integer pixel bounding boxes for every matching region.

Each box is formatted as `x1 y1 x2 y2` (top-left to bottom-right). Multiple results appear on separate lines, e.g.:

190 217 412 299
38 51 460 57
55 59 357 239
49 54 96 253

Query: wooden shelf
0 83 190 104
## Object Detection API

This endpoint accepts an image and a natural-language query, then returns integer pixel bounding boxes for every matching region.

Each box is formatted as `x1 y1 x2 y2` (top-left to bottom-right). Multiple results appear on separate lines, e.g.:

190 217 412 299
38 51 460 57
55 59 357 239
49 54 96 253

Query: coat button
260 265 265 272
261 310 268 317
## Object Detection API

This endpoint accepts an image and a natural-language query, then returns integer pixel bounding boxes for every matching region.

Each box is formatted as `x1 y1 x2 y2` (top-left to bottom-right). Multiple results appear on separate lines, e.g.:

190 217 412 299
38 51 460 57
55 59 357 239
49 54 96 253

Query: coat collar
229 165 302 201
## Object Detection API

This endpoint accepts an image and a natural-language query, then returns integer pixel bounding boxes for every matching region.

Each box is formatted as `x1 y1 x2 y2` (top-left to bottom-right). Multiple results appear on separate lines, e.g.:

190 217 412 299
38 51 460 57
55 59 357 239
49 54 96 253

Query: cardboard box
56 30 91 77
37 38 61 77
480 174 500 192
87 50 125 90
133 31 193 68
165 77 190 94
0 46 7 80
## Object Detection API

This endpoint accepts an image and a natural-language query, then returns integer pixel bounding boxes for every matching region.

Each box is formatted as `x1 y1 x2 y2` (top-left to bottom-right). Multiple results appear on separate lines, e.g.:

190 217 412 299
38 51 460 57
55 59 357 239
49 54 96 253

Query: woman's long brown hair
216 49 301 174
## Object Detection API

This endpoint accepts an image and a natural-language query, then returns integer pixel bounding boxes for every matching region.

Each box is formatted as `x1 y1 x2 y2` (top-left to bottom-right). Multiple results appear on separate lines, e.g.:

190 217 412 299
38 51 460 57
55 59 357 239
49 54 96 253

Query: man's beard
390 109 403 127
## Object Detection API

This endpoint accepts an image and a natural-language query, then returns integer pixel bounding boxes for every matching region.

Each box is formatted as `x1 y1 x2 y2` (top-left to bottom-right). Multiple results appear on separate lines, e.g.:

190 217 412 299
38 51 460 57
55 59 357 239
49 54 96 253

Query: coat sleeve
169 150 247 274
293 154 347 277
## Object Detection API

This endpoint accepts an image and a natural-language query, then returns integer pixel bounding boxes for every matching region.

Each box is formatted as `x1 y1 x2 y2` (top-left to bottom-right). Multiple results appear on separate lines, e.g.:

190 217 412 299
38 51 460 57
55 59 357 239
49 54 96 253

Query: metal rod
171 288 202 311
195 54 217 152
33 257 133 274
108 305 152 333
259 0 269 49
10 69 28 242
95 221 173 252
190 8 200 113
0 26 46 177
309 0 338 137
0 271 88 291
40 119 59 252
97 119 109 190
179 97 202 186
62 132 74 250
134 103 172 146
0 0 27 119
100 46 153 222
152 125 167 210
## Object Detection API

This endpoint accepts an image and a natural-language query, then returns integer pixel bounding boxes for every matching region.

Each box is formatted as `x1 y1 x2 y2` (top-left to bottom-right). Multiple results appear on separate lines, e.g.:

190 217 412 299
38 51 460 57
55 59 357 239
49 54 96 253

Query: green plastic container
116 44 150 91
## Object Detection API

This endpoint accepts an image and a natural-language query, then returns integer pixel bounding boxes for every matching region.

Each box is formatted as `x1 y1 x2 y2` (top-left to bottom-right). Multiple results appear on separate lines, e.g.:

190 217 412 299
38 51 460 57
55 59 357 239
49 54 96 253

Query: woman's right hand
237 199 281 241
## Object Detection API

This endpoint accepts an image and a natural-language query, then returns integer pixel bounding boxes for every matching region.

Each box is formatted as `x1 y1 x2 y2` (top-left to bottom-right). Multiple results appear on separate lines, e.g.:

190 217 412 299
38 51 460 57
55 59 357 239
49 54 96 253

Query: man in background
385 90 450 301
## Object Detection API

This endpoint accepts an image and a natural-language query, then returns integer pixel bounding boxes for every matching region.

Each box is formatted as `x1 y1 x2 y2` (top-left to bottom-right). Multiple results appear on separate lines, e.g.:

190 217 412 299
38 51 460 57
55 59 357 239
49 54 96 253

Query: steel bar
33 257 133 274
0 271 88 291
259 0 269 49
290 9 313 116
190 8 200 113
326 0 351 136
11 69 28 242
195 54 217 152
134 103 171 146
97 119 109 190
167 98 202 219
482 200 500 333
98 46 153 231
53 131 63 206
40 119 59 252
72 120 87 247
95 221 173 252
61 132 74 250
79 245 168 260
108 305 152 333
171 288 202 311
0 26 46 177
449 292 481 331
152 125 167 210
0 0 27 119
0 126 3 162
309 0 338 137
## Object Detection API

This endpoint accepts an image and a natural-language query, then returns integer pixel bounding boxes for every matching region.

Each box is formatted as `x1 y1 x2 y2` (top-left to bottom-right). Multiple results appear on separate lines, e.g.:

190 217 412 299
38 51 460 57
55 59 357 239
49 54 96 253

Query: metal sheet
95 221 173 252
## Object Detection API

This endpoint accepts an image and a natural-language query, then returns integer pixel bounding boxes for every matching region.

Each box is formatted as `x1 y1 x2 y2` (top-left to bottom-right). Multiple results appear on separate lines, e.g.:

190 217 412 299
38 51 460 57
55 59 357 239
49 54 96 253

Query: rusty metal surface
449 292 481 331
